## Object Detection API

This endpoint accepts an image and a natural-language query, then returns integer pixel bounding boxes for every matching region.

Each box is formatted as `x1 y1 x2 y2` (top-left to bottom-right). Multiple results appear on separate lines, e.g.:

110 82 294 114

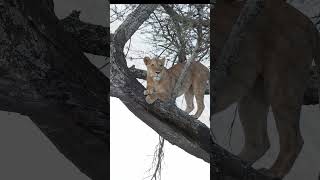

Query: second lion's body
143 57 209 118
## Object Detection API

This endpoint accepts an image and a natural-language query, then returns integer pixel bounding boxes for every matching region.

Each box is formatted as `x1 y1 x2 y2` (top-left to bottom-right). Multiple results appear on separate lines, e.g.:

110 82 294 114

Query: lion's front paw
146 95 156 104
144 89 154 95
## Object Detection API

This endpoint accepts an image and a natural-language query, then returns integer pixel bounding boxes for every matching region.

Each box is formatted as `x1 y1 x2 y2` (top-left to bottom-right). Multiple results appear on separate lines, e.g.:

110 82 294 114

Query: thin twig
145 136 165 180
170 5 203 101
227 104 238 150
125 38 132 58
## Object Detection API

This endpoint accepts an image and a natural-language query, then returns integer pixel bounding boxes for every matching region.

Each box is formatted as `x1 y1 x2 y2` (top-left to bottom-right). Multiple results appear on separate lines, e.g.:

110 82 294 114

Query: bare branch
145 136 165 180
111 4 210 163
113 4 159 49
162 4 187 62
59 11 109 56
171 5 203 100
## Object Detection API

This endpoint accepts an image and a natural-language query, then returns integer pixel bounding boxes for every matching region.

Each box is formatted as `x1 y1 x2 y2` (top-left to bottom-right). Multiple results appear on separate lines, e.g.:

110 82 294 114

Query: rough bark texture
110 3 275 180
0 0 108 179
162 4 187 62
59 10 109 57
110 4 210 163
57 4 319 105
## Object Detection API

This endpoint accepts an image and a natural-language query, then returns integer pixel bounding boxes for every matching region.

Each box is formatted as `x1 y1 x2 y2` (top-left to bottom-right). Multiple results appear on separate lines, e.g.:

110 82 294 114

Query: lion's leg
145 94 158 104
144 88 154 95
144 77 154 95
184 87 194 114
262 55 308 178
238 78 270 165
192 83 206 119
192 93 204 119
268 103 303 178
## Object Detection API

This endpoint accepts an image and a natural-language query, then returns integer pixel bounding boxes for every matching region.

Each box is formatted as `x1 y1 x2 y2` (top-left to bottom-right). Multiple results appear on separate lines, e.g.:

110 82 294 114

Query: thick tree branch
0 0 108 179
111 4 210 162
162 4 187 62
171 5 204 100
59 10 109 57
110 4 276 180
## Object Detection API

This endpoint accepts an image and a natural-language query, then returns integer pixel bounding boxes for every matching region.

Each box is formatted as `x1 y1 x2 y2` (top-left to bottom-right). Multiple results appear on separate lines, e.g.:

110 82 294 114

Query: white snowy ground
110 96 210 180
110 29 210 180
0 1 318 180
110 53 210 180
112 1 320 180
110 5 210 180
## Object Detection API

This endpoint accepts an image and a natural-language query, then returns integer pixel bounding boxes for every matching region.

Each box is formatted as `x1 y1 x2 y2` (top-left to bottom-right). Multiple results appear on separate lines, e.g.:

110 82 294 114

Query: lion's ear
160 57 165 64
144 57 150 65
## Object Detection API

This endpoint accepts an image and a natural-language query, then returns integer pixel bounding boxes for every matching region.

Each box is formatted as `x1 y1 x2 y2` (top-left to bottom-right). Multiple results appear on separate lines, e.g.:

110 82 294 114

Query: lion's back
169 61 208 79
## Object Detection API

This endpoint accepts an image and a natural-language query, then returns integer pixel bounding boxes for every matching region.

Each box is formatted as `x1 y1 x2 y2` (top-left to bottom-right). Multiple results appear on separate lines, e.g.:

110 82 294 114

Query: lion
212 0 320 179
143 56 209 119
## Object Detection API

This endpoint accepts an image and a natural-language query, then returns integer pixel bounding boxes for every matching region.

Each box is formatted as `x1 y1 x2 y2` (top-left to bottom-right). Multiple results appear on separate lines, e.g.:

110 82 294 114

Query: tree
0 0 108 179
111 3 210 164
112 2 320 180
111 4 211 179
110 3 275 180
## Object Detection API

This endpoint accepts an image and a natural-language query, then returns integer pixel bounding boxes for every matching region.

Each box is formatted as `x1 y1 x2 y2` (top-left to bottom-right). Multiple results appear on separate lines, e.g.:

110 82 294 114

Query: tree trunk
0 0 108 179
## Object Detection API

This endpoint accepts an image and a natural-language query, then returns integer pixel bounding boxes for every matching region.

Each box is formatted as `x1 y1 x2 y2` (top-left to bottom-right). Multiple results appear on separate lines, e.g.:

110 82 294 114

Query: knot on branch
68 10 81 20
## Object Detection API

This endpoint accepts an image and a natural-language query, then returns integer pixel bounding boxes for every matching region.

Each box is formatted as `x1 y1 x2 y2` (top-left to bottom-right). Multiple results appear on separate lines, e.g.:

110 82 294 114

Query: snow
110 4 210 180
110 97 209 180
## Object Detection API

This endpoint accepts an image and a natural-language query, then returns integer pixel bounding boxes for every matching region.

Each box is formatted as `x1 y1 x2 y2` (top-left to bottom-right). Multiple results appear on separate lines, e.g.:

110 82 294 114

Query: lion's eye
160 64 163 67
151 64 154 66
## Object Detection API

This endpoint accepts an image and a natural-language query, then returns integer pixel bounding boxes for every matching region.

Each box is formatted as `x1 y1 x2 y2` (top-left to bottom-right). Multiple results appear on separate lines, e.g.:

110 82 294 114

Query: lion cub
143 56 209 118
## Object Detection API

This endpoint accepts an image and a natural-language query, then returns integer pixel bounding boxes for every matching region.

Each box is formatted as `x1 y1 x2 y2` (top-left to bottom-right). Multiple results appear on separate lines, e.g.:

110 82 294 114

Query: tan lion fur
213 0 320 179
143 57 209 119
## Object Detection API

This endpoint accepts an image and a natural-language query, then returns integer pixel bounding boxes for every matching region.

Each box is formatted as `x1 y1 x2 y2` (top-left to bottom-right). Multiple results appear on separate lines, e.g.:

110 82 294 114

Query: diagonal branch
162 4 187 62
114 4 159 49
111 4 210 163
59 11 109 56
111 3 274 180
171 5 204 100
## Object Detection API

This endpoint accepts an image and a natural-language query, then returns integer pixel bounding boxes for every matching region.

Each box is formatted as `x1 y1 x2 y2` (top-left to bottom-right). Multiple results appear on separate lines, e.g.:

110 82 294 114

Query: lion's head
144 57 166 81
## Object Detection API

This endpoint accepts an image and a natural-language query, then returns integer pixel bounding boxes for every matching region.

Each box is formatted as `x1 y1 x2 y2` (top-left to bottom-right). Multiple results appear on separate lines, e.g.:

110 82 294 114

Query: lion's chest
152 79 174 94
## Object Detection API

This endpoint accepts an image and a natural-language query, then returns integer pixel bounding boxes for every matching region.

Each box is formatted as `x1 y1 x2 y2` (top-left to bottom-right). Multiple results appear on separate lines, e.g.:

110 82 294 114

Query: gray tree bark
0 0 108 179
110 4 210 163
111 3 276 180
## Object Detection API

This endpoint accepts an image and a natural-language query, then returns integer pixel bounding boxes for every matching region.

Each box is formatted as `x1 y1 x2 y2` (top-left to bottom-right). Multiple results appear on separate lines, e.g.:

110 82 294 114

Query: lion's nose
156 71 160 74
